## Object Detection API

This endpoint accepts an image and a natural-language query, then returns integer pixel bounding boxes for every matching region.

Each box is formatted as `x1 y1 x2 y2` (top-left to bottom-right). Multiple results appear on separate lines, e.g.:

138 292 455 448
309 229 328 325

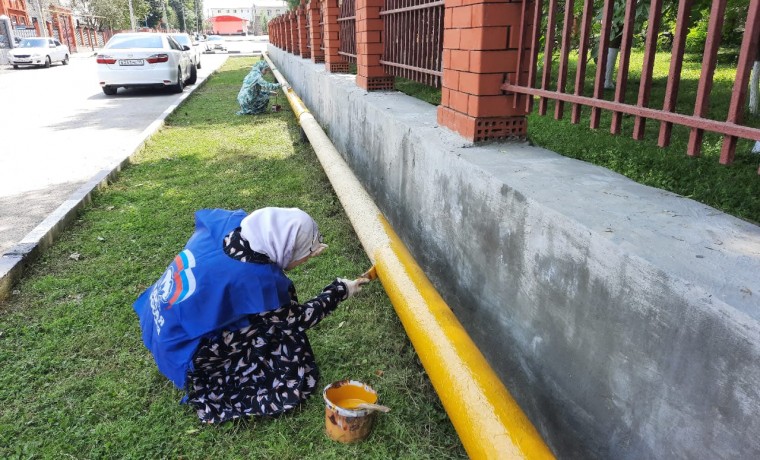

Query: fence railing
269 0 760 173
337 0 356 63
502 0 760 166
381 0 444 87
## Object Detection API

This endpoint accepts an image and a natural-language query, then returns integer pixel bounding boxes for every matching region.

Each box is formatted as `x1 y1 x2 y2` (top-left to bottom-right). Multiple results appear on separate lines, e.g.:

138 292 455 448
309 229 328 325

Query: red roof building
208 15 248 36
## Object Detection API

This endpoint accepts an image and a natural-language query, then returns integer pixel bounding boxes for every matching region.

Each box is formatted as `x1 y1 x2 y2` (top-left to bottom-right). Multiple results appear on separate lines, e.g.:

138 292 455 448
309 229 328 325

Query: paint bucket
323 380 379 443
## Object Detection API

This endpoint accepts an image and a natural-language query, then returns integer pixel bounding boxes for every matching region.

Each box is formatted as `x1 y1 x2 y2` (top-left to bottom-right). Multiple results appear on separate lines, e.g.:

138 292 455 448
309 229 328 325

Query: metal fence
337 0 356 63
13 26 36 39
381 0 444 87
502 0 760 165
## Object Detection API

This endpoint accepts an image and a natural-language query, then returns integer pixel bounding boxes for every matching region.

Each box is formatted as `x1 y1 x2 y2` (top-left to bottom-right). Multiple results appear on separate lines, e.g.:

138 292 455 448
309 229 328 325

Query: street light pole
35 0 46 37
128 0 136 31
162 0 169 32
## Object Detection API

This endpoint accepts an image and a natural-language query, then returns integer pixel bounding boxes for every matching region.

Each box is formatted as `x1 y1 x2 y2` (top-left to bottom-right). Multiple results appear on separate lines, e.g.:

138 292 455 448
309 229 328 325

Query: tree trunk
604 48 619 89
749 61 760 115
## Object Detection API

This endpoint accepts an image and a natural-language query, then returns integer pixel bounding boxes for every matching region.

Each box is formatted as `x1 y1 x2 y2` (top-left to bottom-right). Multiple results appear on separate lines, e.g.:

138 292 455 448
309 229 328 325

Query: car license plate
119 59 144 66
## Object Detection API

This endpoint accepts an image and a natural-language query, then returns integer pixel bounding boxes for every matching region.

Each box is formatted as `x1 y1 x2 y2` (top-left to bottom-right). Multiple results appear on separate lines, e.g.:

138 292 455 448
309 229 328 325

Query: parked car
96 32 194 96
8 37 69 69
204 35 227 53
169 32 201 69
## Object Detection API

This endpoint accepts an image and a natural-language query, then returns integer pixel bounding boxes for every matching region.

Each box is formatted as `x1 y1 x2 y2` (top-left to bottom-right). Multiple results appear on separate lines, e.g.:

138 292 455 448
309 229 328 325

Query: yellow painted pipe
262 52 555 459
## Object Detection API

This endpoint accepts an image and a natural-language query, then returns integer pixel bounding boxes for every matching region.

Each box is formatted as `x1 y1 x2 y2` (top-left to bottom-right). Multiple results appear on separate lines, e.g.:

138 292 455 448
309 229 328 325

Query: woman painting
237 60 283 115
133 207 369 423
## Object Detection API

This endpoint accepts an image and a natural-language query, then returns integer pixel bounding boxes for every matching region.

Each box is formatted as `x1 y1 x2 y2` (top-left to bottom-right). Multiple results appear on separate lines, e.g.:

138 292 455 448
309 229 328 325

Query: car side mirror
183 45 190 51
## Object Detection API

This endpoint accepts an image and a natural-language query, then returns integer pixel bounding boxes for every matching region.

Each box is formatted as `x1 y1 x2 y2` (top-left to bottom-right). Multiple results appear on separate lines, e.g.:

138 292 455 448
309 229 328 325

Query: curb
0 58 227 300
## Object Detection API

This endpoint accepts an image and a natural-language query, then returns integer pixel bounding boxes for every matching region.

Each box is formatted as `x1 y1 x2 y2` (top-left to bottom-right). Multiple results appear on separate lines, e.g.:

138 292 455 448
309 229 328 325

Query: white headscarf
239 207 324 270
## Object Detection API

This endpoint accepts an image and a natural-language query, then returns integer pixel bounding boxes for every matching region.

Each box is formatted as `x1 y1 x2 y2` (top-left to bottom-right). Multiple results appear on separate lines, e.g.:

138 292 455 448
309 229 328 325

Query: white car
96 32 194 96
204 35 227 53
169 33 201 70
9 37 69 69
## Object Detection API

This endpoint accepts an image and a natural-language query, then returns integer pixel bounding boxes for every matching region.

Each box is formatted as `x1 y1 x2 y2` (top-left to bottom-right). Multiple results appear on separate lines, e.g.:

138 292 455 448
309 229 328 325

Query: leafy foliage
69 0 149 30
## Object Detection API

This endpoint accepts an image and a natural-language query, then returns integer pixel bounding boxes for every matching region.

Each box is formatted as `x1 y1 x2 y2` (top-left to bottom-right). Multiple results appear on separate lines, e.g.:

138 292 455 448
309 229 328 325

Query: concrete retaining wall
268 47 760 459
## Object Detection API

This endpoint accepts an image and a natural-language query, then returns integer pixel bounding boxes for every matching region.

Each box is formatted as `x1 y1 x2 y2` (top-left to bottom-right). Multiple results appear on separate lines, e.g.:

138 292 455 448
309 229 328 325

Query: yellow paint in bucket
323 380 379 443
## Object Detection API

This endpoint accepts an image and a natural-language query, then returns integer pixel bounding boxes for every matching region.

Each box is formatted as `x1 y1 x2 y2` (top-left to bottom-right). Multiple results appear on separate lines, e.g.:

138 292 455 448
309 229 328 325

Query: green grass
393 51 760 225
0 57 466 459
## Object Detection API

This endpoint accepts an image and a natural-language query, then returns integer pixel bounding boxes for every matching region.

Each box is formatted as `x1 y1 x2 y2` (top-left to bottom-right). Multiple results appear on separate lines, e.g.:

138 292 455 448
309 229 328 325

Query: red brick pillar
308 0 324 63
90 28 97 49
66 14 77 52
322 0 348 72
297 4 310 58
289 12 300 55
436 0 529 142
355 0 393 90
283 15 291 51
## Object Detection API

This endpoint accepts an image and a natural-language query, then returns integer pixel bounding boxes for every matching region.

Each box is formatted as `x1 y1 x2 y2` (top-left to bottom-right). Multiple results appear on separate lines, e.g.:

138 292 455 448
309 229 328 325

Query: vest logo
149 249 197 335
160 250 197 307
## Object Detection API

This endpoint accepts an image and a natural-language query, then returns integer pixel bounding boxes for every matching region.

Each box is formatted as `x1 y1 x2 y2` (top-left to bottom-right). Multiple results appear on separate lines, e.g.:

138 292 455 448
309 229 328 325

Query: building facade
207 0 287 35
0 0 31 26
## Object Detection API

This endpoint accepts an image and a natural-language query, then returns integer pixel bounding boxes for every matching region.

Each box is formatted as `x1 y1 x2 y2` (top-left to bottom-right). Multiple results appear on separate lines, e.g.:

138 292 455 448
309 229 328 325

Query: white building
205 0 288 34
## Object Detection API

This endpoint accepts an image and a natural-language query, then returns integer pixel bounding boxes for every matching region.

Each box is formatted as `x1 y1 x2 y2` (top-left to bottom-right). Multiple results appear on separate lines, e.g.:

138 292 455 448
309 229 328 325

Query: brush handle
356 403 391 413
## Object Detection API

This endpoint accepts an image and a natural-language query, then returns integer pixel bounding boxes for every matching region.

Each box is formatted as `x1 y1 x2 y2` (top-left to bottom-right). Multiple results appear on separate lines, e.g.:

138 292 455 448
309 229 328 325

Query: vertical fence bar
719 0 760 165
526 0 543 113
571 0 594 123
686 0 727 156
657 0 693 147
610 0 638 135
513 0 529 109
554 0 575 120
539 0 559 115
632 0 664 139
591 0 615 128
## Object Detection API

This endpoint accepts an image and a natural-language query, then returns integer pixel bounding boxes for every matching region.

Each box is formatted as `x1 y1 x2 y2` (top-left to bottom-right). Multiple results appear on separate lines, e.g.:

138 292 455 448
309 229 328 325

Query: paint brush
360 266 377 281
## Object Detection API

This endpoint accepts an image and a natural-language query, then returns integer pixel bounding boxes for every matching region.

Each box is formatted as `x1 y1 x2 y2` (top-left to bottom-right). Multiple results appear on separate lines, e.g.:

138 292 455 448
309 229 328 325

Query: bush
685 15 709 53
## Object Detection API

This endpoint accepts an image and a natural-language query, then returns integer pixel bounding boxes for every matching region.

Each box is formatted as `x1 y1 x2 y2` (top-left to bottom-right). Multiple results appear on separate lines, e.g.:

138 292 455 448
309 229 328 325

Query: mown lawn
0 57 466 459
395 50 760 225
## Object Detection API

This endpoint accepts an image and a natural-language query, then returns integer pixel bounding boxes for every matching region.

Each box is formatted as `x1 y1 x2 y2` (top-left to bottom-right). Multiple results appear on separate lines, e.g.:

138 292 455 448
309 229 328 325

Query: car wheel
171 67 184 93
187 64 198 85
102 86 117 96
62 54 69 65
12 64 18 69
44 56 51 68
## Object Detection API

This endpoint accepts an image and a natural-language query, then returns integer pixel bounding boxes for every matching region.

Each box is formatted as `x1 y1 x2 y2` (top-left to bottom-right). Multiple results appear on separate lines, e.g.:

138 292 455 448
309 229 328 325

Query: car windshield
106 35 163 49
18 38 48 48
171 34 191 46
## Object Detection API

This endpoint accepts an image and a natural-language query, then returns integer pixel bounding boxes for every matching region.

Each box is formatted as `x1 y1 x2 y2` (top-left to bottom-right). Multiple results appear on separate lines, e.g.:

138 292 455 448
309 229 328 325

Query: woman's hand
337 277 370 299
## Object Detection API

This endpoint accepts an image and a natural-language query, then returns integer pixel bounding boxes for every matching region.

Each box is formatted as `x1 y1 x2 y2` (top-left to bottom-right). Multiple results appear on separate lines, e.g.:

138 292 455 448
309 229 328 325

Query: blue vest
133 209 293 389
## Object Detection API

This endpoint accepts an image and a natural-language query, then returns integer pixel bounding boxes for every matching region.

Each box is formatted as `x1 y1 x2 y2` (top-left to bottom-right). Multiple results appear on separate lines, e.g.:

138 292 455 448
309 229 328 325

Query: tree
168 0 198 32
68 0 149 30
259 13 269 35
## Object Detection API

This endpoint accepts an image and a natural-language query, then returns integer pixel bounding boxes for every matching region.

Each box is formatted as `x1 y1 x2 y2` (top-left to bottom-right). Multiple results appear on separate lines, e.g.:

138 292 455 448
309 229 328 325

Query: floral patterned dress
185 228 348 424
237 61 281 115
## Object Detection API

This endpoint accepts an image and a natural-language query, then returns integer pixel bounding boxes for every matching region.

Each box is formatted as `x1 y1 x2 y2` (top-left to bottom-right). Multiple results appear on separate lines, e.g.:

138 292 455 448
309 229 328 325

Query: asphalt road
0 52 229 256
